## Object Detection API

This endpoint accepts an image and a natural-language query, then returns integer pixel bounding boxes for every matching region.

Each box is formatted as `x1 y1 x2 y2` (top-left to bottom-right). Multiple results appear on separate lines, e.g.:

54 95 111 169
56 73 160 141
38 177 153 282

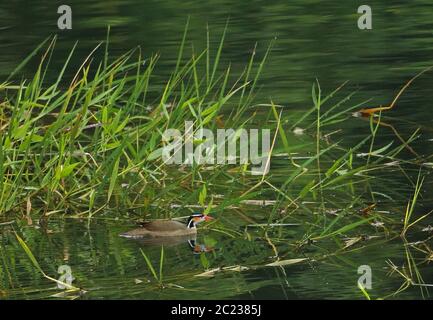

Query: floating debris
370 221 385 228
49 289 87 299
241 200 277 206
336 169 348 175
293 127 305 136
0 220 15 227
247 223 300 227
357 66 433 117
360 203 376 216
343 236 363 249
195 265 249 277
422 225 433 232
166 283 185 289
266 258 308 267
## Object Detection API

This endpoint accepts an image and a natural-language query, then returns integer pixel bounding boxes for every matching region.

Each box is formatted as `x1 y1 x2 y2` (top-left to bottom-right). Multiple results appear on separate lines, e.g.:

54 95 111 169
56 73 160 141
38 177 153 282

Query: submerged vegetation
0 24 432 300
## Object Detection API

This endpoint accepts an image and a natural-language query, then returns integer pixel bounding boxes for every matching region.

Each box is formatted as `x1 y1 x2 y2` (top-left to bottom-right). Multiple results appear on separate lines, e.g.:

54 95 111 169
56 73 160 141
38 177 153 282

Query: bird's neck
187 219 197 229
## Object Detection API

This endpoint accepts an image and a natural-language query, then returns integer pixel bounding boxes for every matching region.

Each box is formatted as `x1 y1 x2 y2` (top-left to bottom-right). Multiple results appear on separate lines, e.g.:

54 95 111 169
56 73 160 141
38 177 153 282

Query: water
1 0 433 299
2 1 433 151
1 214 431 300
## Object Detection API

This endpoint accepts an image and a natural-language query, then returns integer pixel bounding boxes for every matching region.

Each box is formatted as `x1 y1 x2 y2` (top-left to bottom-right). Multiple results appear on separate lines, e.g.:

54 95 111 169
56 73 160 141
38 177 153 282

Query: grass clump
0 25 273 219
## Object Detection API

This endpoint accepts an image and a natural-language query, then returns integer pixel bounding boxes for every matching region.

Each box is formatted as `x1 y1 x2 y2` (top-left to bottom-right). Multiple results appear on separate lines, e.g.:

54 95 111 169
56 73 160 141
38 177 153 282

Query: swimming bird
119 213 214 238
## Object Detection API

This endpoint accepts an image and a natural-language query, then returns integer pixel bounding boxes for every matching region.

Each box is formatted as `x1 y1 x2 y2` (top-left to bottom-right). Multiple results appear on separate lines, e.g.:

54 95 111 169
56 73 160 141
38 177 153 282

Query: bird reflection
122 234 213 255
187 239 214 254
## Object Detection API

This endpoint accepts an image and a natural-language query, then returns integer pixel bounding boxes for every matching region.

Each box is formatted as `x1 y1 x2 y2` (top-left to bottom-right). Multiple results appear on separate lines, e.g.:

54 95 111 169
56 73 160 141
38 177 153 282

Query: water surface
1 0 433 299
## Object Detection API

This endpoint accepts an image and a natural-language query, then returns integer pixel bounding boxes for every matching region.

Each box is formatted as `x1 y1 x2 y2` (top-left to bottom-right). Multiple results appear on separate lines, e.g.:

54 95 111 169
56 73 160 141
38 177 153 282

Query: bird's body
120 220 197 238
119 213 213 239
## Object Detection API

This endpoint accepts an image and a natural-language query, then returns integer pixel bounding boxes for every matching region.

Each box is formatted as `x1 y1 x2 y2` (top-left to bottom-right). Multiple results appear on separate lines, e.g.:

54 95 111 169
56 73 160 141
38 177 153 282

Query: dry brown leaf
26 197 33 226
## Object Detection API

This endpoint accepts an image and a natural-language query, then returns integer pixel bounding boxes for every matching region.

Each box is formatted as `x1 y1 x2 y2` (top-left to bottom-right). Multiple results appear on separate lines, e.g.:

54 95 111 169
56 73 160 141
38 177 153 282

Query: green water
1 0 433 299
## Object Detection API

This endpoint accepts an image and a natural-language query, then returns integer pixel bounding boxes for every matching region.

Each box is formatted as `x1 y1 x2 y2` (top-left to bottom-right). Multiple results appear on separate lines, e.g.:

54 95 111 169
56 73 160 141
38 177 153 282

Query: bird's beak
204 215 214 221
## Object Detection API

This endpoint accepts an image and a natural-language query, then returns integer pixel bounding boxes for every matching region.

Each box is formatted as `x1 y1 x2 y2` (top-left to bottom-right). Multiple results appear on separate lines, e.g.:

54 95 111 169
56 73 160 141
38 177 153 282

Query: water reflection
120 232 214 255
187 239 214 254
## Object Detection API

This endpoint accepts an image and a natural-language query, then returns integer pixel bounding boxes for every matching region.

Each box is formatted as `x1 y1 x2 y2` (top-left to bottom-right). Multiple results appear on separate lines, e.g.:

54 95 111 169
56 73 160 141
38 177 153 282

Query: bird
119 213 214 239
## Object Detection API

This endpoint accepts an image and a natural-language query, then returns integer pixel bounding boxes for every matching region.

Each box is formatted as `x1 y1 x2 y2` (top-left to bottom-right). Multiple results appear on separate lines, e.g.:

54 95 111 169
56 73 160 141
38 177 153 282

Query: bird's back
141 220 186 231
120 219 195 238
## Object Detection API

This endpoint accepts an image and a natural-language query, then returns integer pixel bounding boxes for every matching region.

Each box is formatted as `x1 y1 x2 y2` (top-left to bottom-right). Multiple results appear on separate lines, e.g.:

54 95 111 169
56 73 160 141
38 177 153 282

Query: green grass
401 170 430 236
0 28 427 222
0 27 432 300
0 27 275 218
140 246 164 287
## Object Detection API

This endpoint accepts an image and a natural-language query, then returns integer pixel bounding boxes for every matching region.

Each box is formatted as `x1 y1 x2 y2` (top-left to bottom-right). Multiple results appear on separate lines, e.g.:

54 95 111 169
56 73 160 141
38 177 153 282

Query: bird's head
187 213 214 228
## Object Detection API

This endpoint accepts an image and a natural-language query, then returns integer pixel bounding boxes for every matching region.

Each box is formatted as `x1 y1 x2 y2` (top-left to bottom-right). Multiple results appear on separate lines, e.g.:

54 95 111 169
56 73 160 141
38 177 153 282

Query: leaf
314 217 375 240
114 116 129 134
203 236 218 247
202 110 219 125
312 82 317 106
26 197 32 216
15 232 78 290
201 102 219 117
203 197 213 215
200 253 210 270
6 36 50 82
159 246 164 283
108 157 120 202
146 147 164 161
31 134 44 143
105 141 121 150
371 141 393 156
60 163 80 178
358 282 371 300
201 83 248 125
140 249 158 281
13 123 31 139
26 197 33 225
299 179 315 198
325 157 344 178
199 185 207 207
15 233 43 274
266 258 308 267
